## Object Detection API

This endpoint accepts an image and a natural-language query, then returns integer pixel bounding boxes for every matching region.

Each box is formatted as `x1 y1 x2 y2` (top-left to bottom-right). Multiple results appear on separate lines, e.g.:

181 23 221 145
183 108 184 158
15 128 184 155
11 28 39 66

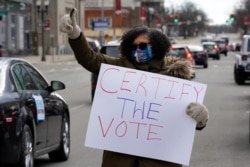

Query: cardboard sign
85 64 207 166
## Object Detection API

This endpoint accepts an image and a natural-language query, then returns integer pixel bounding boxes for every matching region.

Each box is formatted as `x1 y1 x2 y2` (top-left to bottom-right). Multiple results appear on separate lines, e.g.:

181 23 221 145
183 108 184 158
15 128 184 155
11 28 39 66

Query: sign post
244 16 250 25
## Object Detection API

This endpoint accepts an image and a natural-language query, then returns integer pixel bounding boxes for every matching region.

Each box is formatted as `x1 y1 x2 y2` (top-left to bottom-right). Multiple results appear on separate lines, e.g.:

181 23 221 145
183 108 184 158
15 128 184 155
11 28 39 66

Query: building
83 0 164 40
0 0 164 57
83 0 140 40
0 0 83 56
0 0 33 56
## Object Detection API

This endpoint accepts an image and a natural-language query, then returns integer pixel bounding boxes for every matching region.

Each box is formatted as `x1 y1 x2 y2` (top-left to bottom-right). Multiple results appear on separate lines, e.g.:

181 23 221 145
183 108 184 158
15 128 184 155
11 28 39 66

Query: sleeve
68 33 120 74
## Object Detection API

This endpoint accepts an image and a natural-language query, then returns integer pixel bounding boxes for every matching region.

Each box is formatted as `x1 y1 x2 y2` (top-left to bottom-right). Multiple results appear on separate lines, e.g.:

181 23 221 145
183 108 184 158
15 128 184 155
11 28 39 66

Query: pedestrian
59 8 209 167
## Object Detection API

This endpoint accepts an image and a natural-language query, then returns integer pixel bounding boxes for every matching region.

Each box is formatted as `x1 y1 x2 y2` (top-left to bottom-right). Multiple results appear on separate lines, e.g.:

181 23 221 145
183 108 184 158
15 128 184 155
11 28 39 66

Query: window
12 64 36 90
12 63 48 91
24 64 48 91
105 46 120 57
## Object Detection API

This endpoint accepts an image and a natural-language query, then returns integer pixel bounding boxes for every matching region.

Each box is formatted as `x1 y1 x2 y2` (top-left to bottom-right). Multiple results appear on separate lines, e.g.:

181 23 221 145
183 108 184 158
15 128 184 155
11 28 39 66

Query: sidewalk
18 54 76 64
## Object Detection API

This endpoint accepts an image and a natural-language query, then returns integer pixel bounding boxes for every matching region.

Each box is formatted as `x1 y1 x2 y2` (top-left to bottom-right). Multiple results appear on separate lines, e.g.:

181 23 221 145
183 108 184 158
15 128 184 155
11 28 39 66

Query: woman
59 8 209 167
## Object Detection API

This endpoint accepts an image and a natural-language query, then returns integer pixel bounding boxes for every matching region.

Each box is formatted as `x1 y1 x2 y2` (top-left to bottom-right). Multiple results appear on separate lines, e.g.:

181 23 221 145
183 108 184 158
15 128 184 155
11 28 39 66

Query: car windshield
215 40 225 44
221 37 229 44
106 46 120 57
169 48 185 57
203 44 214 49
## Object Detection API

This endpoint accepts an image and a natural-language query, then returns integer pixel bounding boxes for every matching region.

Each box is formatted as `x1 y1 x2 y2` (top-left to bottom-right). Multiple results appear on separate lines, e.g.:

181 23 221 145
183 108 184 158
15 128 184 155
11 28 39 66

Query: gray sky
164 0 242 25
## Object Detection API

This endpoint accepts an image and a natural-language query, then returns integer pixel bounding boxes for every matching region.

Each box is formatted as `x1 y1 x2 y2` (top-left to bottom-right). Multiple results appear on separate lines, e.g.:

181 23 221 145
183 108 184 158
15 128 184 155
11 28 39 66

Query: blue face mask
131 46 154 64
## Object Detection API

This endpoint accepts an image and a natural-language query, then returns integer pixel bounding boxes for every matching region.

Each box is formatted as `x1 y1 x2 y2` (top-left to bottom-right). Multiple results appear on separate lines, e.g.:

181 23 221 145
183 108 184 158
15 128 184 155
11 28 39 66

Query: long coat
69 33 193 167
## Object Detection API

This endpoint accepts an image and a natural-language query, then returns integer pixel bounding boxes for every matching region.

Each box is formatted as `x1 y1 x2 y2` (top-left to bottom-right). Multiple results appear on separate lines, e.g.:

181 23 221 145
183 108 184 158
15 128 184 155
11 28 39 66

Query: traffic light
173 14 179 24
230 14 235 22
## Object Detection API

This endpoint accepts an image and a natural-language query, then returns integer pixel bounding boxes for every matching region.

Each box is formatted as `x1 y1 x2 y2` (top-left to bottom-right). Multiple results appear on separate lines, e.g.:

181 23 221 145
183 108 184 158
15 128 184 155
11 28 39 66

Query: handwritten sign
85 64 207 166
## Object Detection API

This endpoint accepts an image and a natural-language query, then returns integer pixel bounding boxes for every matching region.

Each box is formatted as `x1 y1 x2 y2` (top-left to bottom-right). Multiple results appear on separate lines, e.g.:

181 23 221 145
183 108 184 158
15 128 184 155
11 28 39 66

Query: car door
11 63 48 150
23 64 62 147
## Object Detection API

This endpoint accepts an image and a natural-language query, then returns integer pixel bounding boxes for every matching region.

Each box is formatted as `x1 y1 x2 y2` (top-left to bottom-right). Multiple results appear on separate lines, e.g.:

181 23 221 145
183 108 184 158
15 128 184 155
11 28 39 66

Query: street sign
92 20 109 31
0 10 8 15
140 6 146 21
244 16 250 25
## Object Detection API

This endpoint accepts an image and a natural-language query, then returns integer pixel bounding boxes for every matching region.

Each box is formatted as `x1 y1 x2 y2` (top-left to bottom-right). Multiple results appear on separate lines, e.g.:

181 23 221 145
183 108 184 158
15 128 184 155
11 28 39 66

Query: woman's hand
59 8 81 39
186 102 209 130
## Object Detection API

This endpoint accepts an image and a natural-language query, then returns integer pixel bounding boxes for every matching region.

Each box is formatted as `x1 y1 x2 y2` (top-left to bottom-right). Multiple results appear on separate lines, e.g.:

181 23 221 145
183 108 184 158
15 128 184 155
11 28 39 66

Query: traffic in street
25 34 250 167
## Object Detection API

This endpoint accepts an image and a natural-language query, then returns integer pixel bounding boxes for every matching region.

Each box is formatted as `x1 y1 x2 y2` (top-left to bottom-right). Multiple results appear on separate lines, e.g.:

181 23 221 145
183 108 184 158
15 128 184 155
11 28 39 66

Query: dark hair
120 25 171 61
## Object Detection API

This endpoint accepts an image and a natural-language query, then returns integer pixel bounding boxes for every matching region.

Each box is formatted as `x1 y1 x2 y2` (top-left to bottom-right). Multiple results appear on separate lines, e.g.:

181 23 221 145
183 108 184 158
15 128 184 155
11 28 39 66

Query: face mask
131 45 154 64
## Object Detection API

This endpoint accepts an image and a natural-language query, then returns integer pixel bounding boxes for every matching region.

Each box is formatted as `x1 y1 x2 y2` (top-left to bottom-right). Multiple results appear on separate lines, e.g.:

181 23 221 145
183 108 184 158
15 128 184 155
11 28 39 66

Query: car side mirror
47 81 65 92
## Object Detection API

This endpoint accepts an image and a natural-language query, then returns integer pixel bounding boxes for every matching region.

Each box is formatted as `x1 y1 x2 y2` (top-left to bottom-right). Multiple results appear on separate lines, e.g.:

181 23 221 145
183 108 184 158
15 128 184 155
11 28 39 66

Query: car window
105 46 120 57
12 64 37 90
24 64 48 91
189 46 202 52
203 44 213 49
168 50 180 56
215 40 224 44
170 48 185 56
221 37 229 44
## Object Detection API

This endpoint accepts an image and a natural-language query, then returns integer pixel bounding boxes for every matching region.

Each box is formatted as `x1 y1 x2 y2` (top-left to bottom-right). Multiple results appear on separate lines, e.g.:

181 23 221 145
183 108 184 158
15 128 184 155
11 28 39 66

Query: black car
220 36 229 44
91 40 121 101
86 37 101 53
187 45 208 68
0 58 70 167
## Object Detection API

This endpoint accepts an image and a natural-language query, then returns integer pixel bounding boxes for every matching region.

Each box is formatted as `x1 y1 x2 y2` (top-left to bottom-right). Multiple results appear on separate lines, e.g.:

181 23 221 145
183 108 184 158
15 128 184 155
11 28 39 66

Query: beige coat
69 33 193 167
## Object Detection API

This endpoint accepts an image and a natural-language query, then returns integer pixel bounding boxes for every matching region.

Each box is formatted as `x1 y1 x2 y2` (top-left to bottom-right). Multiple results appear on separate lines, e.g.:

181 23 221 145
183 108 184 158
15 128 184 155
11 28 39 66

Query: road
33 34 250 167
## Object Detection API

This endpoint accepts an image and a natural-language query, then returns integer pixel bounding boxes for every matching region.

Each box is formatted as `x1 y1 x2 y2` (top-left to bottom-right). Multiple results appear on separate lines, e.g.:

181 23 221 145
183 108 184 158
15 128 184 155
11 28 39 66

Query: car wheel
17 125 34 167
217 54 220 60
234 65 245 85
48 113 70 162
204 63 208 68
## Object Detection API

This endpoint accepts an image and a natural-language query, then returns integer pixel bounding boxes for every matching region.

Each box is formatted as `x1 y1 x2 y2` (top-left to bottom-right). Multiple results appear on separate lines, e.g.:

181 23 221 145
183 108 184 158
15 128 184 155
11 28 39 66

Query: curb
18 54 76 64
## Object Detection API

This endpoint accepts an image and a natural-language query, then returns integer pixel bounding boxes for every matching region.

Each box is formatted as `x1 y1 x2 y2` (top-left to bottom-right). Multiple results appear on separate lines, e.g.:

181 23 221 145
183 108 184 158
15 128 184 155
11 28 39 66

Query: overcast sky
164 0 243 25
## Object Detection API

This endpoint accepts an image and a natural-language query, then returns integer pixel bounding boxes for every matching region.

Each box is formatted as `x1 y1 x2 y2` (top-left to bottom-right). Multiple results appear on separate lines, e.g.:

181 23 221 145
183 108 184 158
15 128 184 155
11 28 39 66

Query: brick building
0 0 164 56
83 0 141 39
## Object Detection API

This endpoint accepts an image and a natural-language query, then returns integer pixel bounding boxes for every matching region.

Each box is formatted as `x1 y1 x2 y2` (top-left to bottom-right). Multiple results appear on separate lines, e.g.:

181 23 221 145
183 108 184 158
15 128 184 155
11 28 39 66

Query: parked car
187 45 208 68
167 44 196 79
0 58 70 167
91 40 121 101
213 39 228 56
202 41 220 60
86 37 101 101
234 35 250 84
86 37 101 52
